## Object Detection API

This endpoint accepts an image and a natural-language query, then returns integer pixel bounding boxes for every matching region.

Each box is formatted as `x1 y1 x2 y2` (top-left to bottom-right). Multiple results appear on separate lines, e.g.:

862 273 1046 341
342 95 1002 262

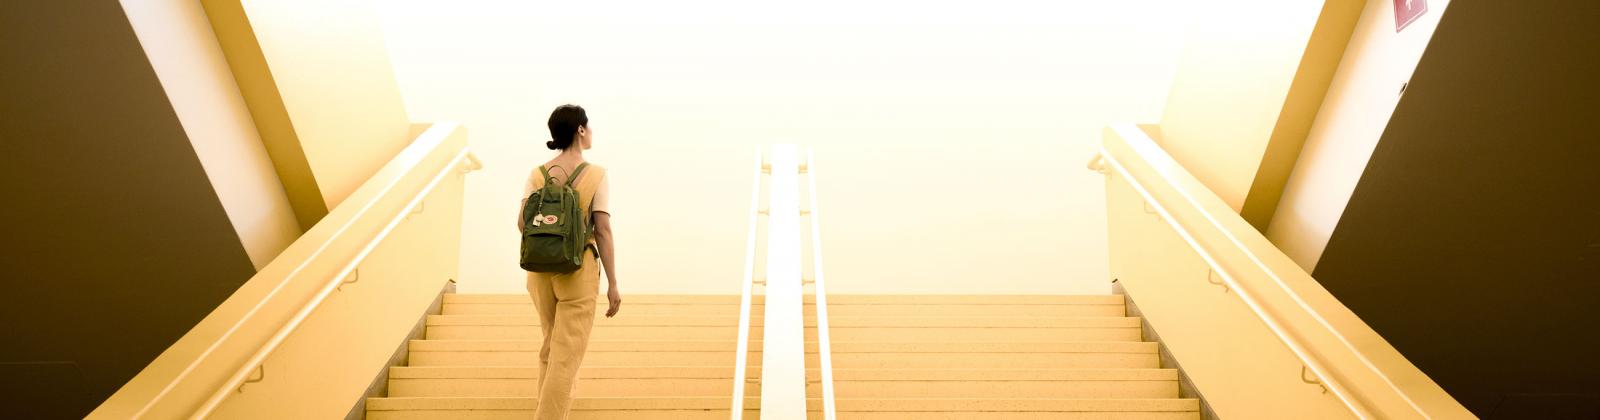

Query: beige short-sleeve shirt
590 174 610 214
518 164 609 229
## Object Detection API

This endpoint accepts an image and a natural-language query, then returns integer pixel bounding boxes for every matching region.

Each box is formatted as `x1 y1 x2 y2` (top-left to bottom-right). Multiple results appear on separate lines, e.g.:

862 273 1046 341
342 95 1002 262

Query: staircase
365 294 1199 419
366 294 755 419
807 295 1199 419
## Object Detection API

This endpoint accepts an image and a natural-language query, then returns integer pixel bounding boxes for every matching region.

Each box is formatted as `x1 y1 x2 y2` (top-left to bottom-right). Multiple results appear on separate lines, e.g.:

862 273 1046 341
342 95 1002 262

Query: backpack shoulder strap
565 162 590 187
537 165 552 188
571 165 606 215
570 165 606 245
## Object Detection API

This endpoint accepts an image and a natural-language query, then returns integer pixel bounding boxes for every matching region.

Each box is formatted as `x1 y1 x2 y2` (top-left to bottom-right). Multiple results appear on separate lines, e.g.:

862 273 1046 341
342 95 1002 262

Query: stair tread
445 304 1128 317
368 396 747 411
427 314 737 326
829 341 1154 353
408 339 1156 353
409 339 739 352
445 295 741 305
822 368 1178 381
368 396 1196 412
425 314 1142 328
391 365 748 379
445 294 1125 305
838 398 1199 412
391 365 1178 381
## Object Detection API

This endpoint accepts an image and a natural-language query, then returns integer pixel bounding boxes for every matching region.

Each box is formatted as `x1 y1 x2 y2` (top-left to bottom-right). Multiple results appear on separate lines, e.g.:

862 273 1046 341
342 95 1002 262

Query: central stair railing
731 145 837 420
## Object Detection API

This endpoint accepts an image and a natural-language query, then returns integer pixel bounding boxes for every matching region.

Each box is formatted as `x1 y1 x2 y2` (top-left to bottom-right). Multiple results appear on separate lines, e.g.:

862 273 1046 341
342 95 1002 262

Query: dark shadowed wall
0 1 258 418
1314 1 1600 418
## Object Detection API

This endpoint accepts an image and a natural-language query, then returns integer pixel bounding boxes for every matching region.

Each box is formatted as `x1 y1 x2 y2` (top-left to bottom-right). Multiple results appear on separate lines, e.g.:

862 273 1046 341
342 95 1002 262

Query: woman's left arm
593 211 620 317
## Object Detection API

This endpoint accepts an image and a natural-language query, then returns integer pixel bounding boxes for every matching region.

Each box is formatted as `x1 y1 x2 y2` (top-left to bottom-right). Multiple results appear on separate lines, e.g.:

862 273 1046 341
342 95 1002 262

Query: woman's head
546 104 591 151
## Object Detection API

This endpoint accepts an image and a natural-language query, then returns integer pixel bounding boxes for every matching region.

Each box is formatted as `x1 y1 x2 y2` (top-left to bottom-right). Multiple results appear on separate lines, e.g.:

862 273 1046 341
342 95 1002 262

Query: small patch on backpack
544 215 559 225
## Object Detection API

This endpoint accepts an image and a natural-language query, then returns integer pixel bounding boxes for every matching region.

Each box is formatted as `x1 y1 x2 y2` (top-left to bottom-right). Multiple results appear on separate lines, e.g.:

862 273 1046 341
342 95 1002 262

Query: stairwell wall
1311 1 1600 415
119 0 301 270
202 0 415 230
1154 0 1365 231
1266 0 1451 271
0 1 258 418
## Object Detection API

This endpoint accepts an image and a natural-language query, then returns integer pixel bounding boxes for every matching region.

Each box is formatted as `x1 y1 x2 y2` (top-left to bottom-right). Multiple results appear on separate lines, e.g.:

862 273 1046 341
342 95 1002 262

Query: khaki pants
525 251 600 420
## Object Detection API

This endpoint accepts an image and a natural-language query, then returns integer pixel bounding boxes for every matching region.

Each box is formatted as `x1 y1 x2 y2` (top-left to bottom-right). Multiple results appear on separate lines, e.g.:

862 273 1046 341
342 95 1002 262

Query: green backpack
520 163 592 273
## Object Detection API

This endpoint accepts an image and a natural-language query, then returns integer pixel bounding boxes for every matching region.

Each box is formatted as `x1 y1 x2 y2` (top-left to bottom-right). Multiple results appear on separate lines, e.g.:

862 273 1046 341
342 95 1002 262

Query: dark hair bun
546 105 588 151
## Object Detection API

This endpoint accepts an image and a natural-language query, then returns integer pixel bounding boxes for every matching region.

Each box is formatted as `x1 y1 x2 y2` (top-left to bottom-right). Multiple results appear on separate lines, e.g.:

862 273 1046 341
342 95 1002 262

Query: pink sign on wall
1394 0 1429 32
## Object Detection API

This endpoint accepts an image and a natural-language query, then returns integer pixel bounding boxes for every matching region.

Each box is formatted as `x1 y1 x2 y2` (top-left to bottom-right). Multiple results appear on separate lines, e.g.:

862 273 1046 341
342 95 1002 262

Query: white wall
1268 0 1451 270
120 0 301 269
378 1 1187 294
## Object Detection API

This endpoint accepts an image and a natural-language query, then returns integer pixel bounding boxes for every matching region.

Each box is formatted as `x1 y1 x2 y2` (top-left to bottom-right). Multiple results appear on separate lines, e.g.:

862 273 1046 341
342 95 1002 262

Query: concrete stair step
825 326 1141 342
365 396 755 420
445 294 743 305
366 397 1197 420
423 314 743 340
826 351 1157 369
390 365 755 380
425 323 739 340
407 340 744 367
408 339 740 352
443 294 1125 305
405 340 1157 368
826 341 1159 369
428 314 1139 328
386 366 1177 399
424 315 1142 341
425 325 1141 341
408 338 1152 354
428 314 739 326
446 303 1127 317
829 398 1200 420
825 341 1157 353
440 294 1125 320
388 366 755 398
820 368 1177 381
447 302 743 316
820 368 1178 399
811 302 1127 317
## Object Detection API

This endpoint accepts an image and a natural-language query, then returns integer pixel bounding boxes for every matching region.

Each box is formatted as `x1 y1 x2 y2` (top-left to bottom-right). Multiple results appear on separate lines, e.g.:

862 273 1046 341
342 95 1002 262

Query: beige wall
120 0 300 269
1156 0 1364 230
204 0 413 229
377 1 1190 295
1267 0 1451 270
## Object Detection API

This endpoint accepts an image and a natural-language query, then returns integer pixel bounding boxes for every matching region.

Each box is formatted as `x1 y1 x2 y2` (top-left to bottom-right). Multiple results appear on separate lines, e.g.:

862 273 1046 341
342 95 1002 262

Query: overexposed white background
377 0 1188 294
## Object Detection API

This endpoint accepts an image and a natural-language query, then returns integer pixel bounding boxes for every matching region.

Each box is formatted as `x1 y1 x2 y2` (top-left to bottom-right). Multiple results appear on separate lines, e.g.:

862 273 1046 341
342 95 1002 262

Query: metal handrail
729 150 764 419
1097 146 1370 417
126 124 474 418
1094 123 1466 418
804 147 837 420
186 147 481 418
